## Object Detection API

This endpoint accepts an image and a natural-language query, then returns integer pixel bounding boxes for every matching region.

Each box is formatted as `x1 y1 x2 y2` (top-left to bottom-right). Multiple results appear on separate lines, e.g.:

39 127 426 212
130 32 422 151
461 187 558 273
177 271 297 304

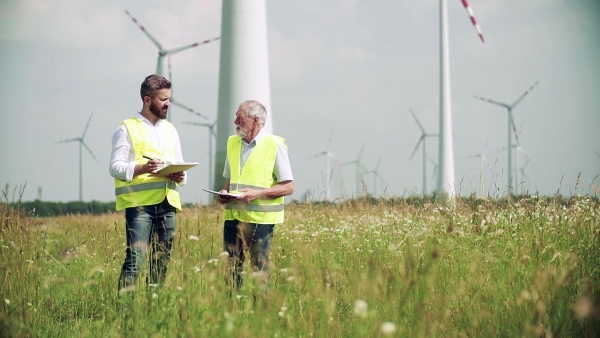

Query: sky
1 0 599 204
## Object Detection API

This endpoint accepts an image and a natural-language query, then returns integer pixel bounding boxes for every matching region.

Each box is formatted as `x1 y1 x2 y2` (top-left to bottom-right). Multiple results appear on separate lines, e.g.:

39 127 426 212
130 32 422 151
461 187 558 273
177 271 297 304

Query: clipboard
150 162 199 177
202 188 242 197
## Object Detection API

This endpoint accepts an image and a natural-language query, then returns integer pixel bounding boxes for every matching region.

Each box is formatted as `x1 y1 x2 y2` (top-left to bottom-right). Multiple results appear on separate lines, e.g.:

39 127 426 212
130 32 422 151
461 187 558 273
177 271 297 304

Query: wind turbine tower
213 0 274 191
437 0 485 201
56 113 98 201
474 80 539 195
409 109 438 195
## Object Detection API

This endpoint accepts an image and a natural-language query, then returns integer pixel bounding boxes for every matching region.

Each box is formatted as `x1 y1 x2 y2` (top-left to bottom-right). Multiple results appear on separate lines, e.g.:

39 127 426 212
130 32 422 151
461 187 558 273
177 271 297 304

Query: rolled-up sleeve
109 125 137 182
275 144 293 182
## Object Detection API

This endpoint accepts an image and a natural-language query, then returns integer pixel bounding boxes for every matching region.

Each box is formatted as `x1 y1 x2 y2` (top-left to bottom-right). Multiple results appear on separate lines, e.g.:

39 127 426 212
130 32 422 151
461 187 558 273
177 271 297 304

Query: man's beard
235 126 246 138
150 102 168 120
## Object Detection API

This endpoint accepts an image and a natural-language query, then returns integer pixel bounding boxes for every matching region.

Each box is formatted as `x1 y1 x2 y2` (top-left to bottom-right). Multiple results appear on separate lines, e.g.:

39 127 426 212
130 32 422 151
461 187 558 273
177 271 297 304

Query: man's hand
217 190 232 204
143 159 164 174
168 171 185 183
236 188 262 204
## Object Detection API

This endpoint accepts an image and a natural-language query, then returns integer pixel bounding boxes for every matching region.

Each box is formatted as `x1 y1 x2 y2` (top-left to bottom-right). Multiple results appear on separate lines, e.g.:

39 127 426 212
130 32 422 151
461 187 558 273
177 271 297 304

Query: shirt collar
242 128 267 145
136 112 162 126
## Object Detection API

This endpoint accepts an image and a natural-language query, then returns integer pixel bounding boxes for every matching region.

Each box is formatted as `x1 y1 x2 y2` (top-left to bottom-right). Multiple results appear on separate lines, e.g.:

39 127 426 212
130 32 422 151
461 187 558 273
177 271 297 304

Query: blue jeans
118 198 176 293
223 220 274 289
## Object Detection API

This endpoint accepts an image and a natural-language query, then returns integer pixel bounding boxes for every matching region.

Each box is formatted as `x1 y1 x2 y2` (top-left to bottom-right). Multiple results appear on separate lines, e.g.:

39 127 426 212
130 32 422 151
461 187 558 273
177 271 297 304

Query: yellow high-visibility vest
224 134 285 224
114 118 182 211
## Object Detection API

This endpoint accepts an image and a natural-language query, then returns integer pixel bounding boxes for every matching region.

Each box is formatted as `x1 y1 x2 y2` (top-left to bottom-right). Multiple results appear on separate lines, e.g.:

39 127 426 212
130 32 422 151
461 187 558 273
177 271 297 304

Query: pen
143 155 164 163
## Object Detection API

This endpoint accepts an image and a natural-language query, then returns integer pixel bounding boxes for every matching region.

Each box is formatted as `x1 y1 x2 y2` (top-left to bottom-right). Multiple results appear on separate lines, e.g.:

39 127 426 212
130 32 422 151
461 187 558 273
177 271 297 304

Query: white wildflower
353 299 368 318
381 322 397 335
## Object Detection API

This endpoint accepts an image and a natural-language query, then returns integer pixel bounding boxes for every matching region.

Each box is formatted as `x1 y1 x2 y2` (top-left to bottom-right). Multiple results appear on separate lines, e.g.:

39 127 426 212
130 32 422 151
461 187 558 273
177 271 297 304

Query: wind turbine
364 157 386 196
474 80 539 195
124 10 219 121
437 0 485 201
461 139 489 197
56 113 98 201
409 109 438 195
492 143 532 195
308 131 339 201
341 143 366 197
183 119 217 202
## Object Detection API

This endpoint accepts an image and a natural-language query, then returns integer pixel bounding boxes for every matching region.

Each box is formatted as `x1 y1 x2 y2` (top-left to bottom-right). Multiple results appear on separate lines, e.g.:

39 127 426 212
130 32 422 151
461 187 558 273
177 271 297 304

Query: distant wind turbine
125 10 218 121
364 157 386 196
56 113 98 201
409 109 438 195
474 80 539 195
492 143 532 195
437 0 485 201
461 138 490 197
342 143 366 196
308 131 339 201
183 120 216 202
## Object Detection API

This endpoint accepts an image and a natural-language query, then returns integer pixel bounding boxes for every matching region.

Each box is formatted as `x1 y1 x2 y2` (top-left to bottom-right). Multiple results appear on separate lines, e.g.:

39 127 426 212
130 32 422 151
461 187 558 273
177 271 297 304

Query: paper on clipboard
202 188 242 197
150 162 199 177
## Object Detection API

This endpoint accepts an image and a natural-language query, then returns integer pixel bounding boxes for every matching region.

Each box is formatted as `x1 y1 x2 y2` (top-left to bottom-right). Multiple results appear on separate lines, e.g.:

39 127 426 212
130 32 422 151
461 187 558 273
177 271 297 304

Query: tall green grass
1 195 599 337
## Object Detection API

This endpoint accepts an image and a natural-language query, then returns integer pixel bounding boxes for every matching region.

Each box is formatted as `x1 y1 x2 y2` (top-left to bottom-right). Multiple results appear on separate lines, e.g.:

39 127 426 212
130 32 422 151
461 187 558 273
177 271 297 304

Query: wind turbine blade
410 109 426 134
511 80 539 109
473 95 510 109
460 0 485 43
56 138 80 144
81 113 93 139
183 121 213 128
409 136 424 160
124 10 163 50
166 37 220 55
168 55 172 82
307 151 327 159
375 172 386 184
461 153 482 160
81 142 98 162
170 99 208 119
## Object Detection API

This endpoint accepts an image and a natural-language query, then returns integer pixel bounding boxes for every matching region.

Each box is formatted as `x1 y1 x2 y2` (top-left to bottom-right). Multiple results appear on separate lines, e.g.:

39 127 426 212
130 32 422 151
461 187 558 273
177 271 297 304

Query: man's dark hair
140 74 171 100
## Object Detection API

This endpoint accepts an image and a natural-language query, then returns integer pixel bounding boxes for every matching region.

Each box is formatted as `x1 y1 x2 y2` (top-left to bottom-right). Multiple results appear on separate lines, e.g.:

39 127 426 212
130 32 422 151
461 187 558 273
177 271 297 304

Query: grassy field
1 195 599 337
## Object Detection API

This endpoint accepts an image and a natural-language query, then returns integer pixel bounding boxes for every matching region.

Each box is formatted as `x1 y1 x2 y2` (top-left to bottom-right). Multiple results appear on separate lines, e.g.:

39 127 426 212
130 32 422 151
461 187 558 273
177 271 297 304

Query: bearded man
109 74 188 295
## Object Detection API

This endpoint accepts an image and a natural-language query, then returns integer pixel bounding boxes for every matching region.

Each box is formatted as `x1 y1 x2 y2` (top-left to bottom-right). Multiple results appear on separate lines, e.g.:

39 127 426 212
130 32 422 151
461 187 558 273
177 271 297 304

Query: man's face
147 88 171 120
234 108 255 138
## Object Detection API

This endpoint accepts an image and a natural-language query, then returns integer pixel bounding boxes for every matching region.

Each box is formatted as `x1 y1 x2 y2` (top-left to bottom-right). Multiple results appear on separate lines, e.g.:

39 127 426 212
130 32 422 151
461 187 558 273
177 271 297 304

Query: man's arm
236 180 294 204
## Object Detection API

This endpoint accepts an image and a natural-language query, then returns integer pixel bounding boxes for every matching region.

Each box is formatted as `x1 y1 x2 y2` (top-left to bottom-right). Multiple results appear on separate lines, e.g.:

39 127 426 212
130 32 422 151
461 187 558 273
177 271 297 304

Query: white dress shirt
109 113 187 185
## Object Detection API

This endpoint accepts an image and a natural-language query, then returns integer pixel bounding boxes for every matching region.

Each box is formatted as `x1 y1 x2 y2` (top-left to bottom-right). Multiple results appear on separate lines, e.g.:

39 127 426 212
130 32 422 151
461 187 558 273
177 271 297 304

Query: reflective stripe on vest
225 201 284 212
114 118 182 211
115 181 178 196
224 134 285 224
